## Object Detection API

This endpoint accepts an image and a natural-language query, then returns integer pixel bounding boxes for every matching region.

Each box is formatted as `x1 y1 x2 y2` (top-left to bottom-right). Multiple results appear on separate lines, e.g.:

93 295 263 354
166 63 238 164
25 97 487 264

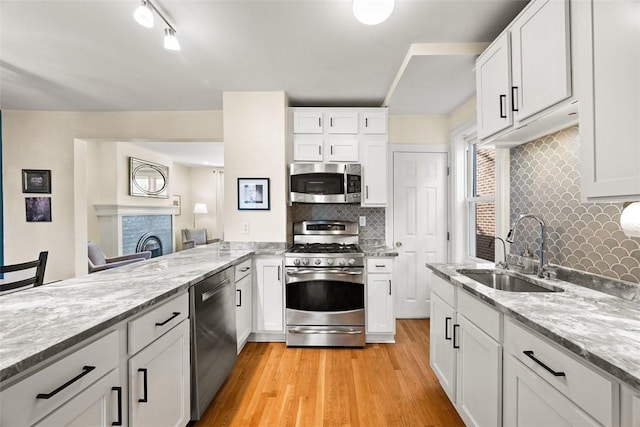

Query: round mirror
130 157 169 198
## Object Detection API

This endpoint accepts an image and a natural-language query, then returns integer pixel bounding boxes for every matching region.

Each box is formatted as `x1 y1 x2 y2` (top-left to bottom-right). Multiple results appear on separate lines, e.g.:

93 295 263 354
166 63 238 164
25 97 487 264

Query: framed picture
22 169 51 194
237 178 270 210
172 195 182 215
25 197 52 222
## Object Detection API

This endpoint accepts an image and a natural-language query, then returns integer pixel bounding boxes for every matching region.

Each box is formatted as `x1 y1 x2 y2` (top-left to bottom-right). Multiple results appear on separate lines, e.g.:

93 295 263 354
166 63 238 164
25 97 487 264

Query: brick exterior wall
475 147 495 262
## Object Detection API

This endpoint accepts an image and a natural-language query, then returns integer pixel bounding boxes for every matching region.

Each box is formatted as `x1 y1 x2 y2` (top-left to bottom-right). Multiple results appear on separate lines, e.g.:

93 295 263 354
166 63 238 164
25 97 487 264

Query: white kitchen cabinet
511 0 571 122
574 0 640 201
476 33 513 140
366 258 394 336
129 319 190 427
33 369 123 427
292 137 324 162
292 111 323 134
235 258 253 353
326 111 358 134
361 111 387 134
292 137 358 162
430 292 456 402
254 256 284 333
360 138 388 206
621 384 640 427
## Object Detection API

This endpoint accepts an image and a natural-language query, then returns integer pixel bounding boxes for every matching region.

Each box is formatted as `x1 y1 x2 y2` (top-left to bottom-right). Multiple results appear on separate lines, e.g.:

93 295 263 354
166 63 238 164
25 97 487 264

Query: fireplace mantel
94 204 178 217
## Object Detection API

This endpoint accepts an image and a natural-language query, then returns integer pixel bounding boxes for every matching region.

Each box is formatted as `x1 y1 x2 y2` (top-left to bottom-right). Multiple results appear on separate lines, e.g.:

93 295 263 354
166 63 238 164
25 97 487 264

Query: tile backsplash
510 126 640 284
289 204 385 245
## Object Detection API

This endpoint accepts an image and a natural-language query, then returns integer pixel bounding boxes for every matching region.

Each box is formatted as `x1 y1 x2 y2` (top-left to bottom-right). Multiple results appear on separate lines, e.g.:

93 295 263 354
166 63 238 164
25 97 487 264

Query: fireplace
136 233 163 258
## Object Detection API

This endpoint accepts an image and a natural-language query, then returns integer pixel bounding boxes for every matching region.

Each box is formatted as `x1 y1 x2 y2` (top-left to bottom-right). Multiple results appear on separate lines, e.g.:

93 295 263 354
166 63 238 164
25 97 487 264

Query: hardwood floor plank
195 319 464 427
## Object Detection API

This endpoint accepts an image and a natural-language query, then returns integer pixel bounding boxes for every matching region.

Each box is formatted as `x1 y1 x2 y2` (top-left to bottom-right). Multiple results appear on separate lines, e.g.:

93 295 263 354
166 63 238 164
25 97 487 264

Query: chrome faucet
492 237 508 269
506 213 547 278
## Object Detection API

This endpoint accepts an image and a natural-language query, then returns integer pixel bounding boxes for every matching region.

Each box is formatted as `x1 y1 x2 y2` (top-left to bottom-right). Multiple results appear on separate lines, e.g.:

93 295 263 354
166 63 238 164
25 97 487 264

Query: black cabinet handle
366 185 369 200
319 146 322 155
138 368 148 402
330 117 333 127
499 95 507 118
111 386 123 426
365 118 369 127
36 365 96 399
445 317 452 340
318 117 321 128
155 311 180 326
240 267 250 272
511 86 519 112
278 265 281 281
388 280 392 296
237 289 242 307
523 351 566 377
453 324 460 349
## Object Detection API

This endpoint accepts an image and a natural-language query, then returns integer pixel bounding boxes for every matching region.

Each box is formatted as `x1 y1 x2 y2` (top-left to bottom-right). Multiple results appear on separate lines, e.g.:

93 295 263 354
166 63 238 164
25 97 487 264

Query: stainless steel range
284 220 365 347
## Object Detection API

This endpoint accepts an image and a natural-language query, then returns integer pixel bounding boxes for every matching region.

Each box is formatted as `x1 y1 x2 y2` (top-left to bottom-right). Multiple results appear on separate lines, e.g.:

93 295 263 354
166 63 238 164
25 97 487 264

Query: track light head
134 0 154 28
164 28 181 51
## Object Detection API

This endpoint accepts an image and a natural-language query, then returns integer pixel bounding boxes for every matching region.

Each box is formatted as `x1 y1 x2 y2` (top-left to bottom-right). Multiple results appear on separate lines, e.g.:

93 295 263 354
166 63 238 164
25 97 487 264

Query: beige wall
448 96 477 131
2 110 223 282
388 114 449 145
223 92 288 243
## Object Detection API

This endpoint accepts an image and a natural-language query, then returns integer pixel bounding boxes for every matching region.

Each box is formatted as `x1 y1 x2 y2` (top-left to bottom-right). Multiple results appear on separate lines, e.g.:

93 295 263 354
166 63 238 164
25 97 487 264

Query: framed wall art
237 178 270 210
25 197 52 222
172 195 182 215
22 169 51 194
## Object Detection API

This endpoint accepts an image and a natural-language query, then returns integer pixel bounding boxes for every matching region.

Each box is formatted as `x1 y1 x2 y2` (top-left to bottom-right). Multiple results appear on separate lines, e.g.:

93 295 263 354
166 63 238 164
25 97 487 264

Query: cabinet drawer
367 258 393 273
0 330 119 427
504 318 616 426
457 290 501 341
128 292 189 355
235 258 252 282
431 274 455 307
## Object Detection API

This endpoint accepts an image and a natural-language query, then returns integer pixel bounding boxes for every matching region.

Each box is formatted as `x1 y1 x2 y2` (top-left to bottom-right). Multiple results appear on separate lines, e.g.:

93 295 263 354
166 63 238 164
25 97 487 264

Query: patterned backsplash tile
510 126 640 284
289 204 385 244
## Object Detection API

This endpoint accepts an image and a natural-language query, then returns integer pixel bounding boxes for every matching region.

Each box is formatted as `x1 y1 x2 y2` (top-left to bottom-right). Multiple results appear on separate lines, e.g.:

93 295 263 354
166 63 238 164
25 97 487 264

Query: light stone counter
0 243 253 383
427 262 640 391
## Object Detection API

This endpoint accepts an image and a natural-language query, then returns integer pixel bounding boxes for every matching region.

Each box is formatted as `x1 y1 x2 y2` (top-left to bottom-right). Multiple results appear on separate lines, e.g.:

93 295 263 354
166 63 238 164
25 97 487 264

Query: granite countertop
0 243 253 384
427 262 640 391
361 245 398 257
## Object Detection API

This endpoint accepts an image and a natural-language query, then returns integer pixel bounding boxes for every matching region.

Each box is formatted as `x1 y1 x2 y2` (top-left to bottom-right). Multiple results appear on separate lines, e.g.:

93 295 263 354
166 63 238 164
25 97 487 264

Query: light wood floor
195 319 464 426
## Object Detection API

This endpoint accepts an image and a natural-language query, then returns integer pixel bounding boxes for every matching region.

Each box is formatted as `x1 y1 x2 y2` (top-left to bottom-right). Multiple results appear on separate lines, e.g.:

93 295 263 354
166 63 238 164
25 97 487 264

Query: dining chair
0 251 48 293
88 242 151 273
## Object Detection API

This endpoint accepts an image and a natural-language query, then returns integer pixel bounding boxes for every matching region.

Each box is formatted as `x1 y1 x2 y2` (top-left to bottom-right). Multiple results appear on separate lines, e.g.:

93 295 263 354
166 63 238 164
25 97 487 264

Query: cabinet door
429 294 456 402
325 137 359 162
511 0 571 122
293 111 323 134
293 137 324 162
621 385 640 427
360 138 387 206
476 33 513 140
34 369 124 427
576 0 640 200
129 320 190 427
366 273 394 334
236 273 252 353
455 314 502 427
327 111 358 134
361 111 387 134
504 354 601 427
254 257 283 332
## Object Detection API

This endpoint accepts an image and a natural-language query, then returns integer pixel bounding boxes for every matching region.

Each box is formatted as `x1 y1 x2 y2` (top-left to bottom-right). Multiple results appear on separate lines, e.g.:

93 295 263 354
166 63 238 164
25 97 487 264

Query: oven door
289 163 361 204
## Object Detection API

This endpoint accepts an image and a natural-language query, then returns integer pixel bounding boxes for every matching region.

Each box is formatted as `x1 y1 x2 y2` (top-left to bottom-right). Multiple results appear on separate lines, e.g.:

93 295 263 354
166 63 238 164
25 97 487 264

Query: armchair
88 242 151 273
181 228 219 250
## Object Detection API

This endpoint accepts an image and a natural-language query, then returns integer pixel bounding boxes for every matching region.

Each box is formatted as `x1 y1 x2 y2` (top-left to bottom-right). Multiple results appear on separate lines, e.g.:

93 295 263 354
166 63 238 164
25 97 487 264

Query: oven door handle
288 327 363 335
286 269 363 275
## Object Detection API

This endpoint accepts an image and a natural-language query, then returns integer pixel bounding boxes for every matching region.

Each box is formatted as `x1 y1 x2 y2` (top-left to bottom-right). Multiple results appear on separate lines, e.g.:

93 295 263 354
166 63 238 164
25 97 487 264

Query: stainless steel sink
456 269 563 293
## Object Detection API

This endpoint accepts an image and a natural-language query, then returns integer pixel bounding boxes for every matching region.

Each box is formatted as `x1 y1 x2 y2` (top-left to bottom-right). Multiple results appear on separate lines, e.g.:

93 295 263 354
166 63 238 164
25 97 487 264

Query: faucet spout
507 213 547 277
493 236 508 269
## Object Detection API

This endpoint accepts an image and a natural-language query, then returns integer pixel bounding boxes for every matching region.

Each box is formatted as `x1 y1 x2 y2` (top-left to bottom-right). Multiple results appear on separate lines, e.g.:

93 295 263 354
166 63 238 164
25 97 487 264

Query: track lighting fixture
133 0 181 51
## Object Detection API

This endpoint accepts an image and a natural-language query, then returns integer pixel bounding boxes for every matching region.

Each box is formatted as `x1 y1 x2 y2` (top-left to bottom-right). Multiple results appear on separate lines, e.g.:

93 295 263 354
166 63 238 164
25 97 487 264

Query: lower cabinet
128 320 190 427
254 256 284 333
430 292 456 401
621 385 640 427
235 258 253 353
366 257 395 341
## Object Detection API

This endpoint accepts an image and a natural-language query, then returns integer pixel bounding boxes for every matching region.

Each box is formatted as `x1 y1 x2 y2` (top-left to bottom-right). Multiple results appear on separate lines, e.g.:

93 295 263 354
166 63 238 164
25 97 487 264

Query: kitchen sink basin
456 269 563 293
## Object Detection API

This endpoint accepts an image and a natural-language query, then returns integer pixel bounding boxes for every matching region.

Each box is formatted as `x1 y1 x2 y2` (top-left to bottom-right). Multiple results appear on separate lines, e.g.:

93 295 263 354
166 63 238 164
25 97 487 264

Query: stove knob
302 258 310 266
293 258 301 266
327 259 334 266
348 258 356 266
339 259 346 266
314 259 322 265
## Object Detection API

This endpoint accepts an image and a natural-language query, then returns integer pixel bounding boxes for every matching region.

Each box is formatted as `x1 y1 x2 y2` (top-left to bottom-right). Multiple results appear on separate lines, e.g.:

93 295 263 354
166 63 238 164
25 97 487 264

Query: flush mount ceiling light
352 0 395 25
133 0 181 51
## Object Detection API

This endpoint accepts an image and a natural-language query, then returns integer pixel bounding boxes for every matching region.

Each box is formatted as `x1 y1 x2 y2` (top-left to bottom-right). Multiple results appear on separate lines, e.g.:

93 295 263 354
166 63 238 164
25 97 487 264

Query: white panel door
393 152 448 318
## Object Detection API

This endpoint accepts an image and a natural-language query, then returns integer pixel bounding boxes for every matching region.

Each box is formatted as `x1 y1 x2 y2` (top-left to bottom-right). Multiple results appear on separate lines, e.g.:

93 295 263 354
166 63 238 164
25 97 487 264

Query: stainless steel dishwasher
190 266 237 420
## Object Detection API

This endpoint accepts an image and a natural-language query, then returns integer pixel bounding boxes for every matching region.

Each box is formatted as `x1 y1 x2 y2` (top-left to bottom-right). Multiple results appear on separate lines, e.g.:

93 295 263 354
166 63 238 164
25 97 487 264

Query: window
467 143 496 262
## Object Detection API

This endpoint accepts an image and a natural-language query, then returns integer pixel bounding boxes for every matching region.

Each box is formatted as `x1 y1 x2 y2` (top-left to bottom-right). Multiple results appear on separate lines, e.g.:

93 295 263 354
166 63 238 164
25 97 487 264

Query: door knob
395 241 403 247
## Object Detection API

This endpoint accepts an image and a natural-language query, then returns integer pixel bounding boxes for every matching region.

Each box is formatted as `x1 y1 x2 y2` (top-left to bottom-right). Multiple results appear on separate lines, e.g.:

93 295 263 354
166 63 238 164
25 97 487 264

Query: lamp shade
134 2 154 28
620 202 640 238
164 28 181 51
193 203 208 214
353 0 394 25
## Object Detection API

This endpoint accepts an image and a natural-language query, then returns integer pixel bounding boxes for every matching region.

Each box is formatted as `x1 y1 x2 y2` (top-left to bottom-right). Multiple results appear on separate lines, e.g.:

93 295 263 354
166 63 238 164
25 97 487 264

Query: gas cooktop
286 243 363 255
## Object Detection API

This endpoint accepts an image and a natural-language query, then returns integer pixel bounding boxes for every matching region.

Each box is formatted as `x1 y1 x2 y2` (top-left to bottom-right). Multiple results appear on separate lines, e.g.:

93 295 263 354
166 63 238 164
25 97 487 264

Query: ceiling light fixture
133 0 181 51
352 0 395 25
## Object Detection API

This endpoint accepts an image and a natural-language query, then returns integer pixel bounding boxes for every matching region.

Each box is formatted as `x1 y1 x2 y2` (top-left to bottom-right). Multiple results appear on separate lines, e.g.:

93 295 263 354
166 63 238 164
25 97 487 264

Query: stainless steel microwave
289 163 361 204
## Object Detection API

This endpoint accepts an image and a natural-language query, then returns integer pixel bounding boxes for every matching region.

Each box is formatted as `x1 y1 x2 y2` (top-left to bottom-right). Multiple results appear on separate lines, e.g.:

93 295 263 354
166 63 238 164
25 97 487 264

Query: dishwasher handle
201 277 232 303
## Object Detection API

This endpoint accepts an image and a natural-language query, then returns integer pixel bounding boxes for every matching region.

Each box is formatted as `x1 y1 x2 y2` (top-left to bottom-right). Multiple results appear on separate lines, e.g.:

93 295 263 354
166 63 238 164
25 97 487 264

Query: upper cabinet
293 111 323 134
573 0 640 201
476 0 573 142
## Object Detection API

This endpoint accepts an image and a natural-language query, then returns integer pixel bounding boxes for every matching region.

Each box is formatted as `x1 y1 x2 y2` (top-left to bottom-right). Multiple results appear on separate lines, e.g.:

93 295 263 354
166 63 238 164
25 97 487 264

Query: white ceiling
1 0 529 115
